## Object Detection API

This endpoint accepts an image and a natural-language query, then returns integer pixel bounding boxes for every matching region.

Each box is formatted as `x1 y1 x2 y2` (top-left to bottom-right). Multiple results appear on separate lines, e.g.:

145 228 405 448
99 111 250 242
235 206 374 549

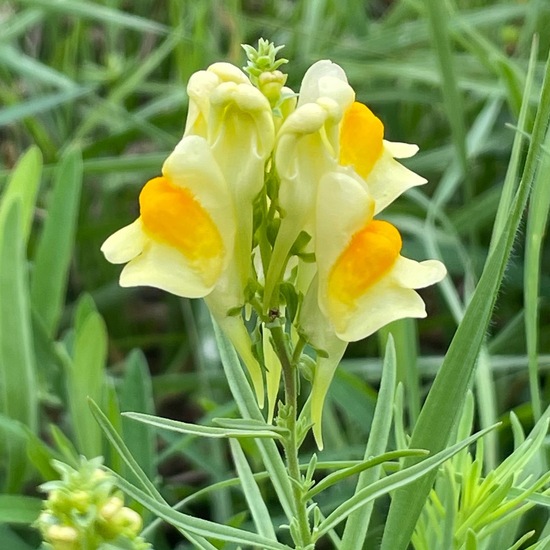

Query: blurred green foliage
1 0 550 548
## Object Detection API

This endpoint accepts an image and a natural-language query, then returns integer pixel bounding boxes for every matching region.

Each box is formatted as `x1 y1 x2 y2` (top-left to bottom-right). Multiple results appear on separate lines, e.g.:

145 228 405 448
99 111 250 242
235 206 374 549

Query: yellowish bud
114 506 143 536
46 524 79 550
99 495 124 521
258 70 288 104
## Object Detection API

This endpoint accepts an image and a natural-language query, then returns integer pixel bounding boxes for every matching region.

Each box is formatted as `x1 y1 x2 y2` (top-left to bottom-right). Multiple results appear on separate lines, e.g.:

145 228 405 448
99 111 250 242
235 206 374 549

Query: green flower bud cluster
36 457 151 550
242 39 289 107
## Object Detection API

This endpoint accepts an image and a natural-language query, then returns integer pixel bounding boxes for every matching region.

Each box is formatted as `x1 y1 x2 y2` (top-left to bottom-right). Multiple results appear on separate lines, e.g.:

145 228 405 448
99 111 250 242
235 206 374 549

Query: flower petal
184 70 220 137
207 62 250 84
120 240 214 298
365 148 427 214
383 140 419 159
316 171 375 291
299 275 347 450
263 327 282 424
298 60 353 107
162 135 236 257
101 219 146 264
333 277 429 342
324 257 446 342
393 257 447 289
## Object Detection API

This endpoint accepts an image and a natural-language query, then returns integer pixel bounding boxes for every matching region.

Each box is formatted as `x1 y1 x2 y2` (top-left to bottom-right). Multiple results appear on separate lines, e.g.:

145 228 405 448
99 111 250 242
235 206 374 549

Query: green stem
270 321 312 548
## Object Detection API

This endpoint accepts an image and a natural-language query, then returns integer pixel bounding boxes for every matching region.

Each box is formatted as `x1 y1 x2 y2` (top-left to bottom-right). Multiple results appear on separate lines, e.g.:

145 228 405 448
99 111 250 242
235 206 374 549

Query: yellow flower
103 62 276 406
265 60 425 308
315 171 446 341
185 62 275 298
301 171 446 447
101 136 235 298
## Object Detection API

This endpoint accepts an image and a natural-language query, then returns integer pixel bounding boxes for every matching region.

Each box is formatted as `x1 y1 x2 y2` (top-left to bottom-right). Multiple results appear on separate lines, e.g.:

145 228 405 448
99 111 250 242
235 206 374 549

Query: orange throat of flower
328 219 402 309
339 101 384 179
139 176 225 286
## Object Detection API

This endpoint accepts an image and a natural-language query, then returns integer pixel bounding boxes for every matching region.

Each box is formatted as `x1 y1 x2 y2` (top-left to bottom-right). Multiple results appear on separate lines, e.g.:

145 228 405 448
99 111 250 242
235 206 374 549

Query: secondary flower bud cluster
36 457 150 550
102 40 445 446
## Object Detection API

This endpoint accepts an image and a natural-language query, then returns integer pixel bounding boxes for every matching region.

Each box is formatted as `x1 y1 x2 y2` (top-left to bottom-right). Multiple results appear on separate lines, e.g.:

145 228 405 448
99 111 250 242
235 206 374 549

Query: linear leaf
0 146 42 243
0 200 38 490
317 425 498 539
213 320 295 521
341 335 397 547
381 45 550 550
119 350 156 482
111 472 290 550
0 86 93 126
31 148 82 336
229 439 277 540
15 0 168 34
65 297 106 457
307 449 427 500
124 412 283 440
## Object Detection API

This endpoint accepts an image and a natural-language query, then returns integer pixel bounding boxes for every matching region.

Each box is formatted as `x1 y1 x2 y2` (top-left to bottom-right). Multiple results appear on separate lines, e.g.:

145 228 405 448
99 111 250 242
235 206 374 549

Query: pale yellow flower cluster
102 55 446 447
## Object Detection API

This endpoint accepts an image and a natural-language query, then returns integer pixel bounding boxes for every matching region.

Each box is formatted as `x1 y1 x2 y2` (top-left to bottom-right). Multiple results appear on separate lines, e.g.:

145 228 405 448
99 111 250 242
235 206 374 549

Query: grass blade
0 200 38 490
380 47 550 550
31 149 82 337
340 335 397 547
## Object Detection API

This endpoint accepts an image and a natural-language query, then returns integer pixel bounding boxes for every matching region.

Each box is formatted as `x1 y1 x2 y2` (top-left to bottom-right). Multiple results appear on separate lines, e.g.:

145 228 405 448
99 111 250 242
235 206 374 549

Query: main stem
270 322 312 548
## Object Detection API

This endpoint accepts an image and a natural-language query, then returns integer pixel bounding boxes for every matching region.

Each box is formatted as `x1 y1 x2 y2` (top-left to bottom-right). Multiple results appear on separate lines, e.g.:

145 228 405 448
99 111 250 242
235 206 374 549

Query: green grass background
1 0 550 548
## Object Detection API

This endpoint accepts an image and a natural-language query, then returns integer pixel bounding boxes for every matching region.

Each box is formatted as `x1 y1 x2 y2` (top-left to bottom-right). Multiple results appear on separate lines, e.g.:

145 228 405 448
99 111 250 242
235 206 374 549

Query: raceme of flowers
102 47 446 447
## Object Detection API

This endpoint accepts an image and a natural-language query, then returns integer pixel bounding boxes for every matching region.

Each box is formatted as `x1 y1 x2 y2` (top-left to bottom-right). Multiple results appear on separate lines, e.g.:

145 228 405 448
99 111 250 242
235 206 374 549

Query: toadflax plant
93 39 550 549
101 39 445 448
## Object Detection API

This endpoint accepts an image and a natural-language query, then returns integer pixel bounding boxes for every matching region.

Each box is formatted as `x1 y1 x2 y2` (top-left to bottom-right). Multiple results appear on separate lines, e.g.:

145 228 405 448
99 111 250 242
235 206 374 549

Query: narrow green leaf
380 45 550 550
306 449 427 500
524 532 550 550
93 398 220 550
31 148 82 336
0 524 35 550
229 439 277 541
212 417 289 435
316 425 498 539
213 320 295 521
524 126 550 420
65 297 107 457
0 86 94 126
379 320 420 422
119 350 155 480
0 414 31 492
0 145 42 243
0 495 42 524
423 0 468 177
0 44 77 90
341 335 397 548
507 531 536 550
465 528 478 550
0 200 38 491
48 424 80 468
123 412 283 440
88 398 164 502
490 37 538 250
110 472 291 550
15 0 168 34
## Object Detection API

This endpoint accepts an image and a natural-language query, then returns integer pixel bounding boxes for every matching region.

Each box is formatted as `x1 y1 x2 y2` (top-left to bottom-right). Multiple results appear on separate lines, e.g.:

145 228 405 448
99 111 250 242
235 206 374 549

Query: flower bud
45 524 79 550
258 70 288 105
